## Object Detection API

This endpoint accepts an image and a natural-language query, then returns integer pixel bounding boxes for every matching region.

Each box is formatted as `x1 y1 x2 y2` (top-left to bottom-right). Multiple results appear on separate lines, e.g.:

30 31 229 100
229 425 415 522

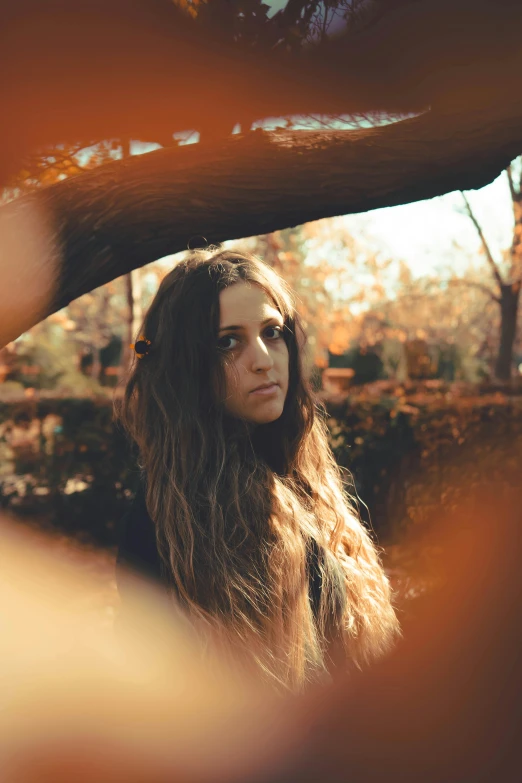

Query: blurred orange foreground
1 480 521 783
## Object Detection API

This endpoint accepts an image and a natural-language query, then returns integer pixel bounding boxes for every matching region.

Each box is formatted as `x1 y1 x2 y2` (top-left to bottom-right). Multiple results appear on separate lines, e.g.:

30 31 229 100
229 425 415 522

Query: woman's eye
265 326 284 340
218 326 283 351
217 335 238 351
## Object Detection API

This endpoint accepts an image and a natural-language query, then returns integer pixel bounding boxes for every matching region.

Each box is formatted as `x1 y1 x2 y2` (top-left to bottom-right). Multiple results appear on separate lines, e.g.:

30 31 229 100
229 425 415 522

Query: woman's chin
225 400 285 427
249 407 284 425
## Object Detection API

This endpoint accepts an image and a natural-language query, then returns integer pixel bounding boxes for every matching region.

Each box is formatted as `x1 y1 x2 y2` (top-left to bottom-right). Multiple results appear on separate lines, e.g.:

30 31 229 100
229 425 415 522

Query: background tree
456 161 522 380
245 219 396 371
376 270 499 383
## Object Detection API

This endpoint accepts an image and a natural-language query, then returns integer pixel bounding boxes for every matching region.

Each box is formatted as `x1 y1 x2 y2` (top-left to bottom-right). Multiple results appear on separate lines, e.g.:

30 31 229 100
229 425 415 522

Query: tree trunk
495 283 520 381
119 136 136 380
120 271 134 379
91 286 112 383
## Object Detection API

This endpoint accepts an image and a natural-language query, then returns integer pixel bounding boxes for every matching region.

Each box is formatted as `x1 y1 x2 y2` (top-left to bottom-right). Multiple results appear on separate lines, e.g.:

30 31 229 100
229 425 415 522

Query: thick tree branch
460 193 504 290
0 104 515 325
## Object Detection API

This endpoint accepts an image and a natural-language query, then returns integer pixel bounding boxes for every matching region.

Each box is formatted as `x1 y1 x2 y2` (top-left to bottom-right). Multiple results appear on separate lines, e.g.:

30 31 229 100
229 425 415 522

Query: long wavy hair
114 247 400 691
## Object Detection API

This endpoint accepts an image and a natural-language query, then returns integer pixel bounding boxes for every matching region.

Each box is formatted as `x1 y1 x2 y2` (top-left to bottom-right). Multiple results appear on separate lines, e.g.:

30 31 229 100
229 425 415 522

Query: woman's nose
250 339 274 369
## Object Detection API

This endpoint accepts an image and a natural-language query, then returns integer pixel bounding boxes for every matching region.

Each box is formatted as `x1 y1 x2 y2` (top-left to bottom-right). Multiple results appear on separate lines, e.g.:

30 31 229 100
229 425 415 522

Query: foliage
178 0 368 52
244 219 514 384
1 386 521 550
324 380 522 540
243 223 395 370
0 395 140 546
4 322 94 391
3 140 122 199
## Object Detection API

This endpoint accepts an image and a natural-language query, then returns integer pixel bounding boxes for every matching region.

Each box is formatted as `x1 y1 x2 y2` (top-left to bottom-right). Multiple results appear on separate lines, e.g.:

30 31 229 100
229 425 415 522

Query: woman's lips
250 383 279 396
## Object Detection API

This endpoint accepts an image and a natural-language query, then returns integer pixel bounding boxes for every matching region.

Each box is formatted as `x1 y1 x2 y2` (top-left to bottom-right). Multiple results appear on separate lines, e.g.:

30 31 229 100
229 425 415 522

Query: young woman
114 247 400 691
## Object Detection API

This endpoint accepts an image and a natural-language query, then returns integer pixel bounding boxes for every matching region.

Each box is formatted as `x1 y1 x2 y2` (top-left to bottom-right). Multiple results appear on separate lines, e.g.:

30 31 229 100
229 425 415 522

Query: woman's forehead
219 282 281 325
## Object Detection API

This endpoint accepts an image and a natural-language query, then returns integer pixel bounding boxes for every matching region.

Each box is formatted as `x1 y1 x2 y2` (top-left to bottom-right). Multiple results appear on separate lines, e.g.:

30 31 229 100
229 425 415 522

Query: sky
343 170 514 280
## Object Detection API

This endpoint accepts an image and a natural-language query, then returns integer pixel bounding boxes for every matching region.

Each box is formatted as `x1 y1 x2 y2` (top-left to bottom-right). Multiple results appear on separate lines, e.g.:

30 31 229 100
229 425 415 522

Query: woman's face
217 281 289 425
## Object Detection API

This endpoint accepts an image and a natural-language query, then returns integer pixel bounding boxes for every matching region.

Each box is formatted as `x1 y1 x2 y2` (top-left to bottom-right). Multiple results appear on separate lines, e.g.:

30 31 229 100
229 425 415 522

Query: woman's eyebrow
218 316 282 333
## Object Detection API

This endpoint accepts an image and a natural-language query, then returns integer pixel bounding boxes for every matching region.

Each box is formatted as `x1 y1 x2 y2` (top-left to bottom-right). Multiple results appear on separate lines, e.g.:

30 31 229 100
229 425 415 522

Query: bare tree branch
446 278 500 303
460 192 504 290
506 165 518 202
506 165 520 232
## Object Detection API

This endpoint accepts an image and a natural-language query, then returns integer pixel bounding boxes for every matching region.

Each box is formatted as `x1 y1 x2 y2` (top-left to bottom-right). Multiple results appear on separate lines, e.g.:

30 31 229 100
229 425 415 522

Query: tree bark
13 104 522 321
495 283 520 381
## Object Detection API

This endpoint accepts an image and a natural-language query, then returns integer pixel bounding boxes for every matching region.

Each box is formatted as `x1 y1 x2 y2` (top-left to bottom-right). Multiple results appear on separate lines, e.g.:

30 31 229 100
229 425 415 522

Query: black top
116 483 164 588
115 483 325 617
